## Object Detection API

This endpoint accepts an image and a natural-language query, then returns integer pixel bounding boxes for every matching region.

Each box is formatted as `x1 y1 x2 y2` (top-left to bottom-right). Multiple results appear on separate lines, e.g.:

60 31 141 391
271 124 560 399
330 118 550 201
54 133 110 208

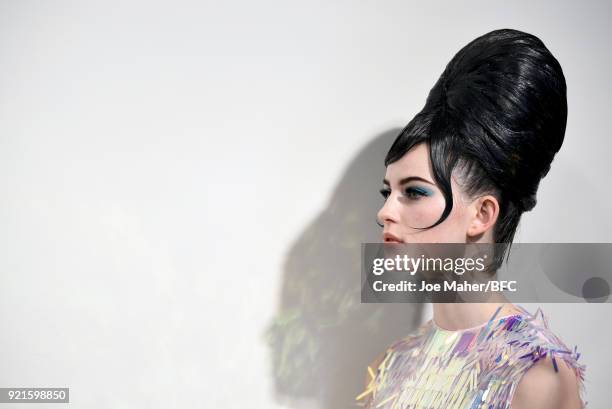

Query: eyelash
379 187 429 200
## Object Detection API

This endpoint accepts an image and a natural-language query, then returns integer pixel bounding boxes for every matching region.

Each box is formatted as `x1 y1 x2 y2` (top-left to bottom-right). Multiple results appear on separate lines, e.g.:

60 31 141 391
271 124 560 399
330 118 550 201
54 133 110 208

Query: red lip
383 232 404 243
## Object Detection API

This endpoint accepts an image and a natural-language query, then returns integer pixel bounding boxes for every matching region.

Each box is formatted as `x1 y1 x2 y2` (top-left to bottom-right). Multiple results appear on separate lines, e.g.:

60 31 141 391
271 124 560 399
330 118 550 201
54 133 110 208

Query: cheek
403 195 469 243
432 200 471 242
419 219 465 243
403 195 446 228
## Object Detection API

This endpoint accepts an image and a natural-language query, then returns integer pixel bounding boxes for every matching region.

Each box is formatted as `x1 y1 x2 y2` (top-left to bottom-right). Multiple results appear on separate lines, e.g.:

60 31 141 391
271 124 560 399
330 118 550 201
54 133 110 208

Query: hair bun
434 28 567 213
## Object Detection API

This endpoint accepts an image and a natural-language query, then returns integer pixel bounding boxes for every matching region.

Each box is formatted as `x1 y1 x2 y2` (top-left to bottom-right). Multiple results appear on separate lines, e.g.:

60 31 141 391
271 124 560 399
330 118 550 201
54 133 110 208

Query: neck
432 296 521 331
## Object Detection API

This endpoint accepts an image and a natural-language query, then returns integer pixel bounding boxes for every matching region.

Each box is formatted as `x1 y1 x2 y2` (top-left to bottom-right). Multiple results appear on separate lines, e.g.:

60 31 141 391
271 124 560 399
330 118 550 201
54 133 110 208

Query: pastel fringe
355 305 587 409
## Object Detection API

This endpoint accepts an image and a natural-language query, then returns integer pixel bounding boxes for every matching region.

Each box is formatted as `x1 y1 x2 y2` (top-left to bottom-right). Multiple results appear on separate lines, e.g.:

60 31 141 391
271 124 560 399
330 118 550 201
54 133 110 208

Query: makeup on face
378 171 450 233
381 176 436 201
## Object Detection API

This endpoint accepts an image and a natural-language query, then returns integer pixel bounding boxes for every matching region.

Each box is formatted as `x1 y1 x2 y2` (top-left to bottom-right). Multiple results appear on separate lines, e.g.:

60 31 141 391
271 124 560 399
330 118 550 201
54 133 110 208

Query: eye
404 186 431 200
379 188 391 200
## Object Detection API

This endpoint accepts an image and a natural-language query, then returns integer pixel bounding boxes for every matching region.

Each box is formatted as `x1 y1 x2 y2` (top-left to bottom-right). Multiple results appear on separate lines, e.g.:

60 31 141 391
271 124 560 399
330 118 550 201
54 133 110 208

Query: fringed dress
355 305 587 409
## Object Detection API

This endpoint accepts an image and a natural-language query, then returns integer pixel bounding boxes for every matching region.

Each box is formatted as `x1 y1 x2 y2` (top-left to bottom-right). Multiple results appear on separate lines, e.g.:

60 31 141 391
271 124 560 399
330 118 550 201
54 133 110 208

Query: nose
377 195 399 227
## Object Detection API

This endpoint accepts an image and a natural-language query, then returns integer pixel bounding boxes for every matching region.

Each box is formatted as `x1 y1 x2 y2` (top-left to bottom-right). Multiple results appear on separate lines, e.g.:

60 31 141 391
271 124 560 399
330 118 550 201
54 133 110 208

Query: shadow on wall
263 128 424 409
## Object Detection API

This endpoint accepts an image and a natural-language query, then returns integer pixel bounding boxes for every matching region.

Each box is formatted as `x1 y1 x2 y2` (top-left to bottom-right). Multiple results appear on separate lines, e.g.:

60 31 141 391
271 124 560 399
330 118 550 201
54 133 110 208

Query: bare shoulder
510 355 583 409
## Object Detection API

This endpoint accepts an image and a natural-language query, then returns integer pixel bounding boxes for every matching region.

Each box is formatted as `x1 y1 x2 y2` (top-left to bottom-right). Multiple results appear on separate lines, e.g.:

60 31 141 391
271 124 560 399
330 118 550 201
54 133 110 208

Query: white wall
0 1 610 408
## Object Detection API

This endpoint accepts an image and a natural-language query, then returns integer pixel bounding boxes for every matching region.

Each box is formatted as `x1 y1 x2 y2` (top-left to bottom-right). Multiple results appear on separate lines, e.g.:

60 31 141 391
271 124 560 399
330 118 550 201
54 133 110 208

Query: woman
356 29 586 409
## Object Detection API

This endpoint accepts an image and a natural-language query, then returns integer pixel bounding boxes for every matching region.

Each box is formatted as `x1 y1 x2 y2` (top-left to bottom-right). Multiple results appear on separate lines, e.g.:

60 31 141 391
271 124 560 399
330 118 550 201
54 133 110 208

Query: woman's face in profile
378 142 474 244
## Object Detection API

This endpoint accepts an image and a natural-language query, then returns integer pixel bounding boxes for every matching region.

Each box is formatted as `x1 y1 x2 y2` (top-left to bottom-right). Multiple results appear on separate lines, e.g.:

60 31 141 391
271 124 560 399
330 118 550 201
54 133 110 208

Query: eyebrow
383 176 435 186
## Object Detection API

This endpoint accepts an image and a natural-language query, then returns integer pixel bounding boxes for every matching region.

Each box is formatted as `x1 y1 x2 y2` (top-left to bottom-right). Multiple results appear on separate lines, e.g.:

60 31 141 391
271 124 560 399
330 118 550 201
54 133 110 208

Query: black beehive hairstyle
385 28 567 247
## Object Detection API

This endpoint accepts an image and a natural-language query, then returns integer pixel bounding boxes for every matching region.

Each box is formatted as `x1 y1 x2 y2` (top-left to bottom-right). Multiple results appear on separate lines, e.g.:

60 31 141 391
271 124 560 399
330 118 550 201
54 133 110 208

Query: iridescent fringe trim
355 305 587 409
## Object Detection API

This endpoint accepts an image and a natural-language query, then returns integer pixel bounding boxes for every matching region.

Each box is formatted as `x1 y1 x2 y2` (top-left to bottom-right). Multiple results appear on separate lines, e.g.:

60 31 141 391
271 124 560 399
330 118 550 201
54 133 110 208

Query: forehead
385 142 433 183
